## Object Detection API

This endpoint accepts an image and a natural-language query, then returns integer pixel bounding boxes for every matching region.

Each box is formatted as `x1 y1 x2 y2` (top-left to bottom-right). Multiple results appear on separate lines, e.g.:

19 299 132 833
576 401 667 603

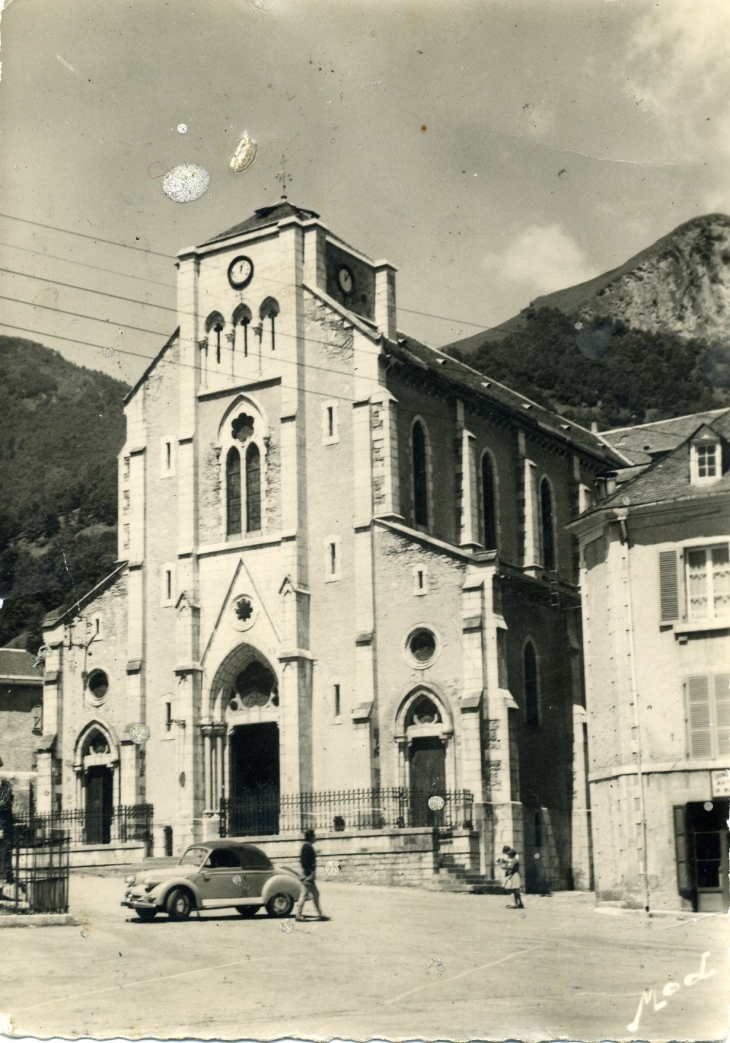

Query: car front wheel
236 905 261 918
135 908 157 922
166 888 193 921
266 892 294 918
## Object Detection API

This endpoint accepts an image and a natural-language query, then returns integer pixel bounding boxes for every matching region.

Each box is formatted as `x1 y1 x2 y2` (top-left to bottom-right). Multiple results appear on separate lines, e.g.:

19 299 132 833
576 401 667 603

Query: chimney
373 260 397 341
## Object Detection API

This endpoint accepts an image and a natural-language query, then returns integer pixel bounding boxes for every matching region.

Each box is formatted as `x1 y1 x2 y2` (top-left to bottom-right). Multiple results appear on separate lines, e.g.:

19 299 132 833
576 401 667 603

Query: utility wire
0 305 575 437
0 320 395 411
0 311 405 401
0 260 496 334
0 212 172 258
0 211 511 335
0 288 475 372
0 267 178 315
0 240 176 290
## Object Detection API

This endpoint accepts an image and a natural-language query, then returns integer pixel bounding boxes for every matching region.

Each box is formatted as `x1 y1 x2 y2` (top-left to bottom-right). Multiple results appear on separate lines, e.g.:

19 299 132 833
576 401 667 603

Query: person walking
294 828 329 922
500 844 524 909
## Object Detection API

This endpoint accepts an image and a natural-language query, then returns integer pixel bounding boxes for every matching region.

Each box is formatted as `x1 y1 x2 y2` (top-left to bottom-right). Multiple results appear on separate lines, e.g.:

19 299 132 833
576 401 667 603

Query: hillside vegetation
0 337 128 651
449 307 721 429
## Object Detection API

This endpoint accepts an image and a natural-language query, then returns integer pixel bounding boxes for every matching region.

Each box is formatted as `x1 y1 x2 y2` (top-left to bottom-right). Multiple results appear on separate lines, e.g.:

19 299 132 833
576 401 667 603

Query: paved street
2 873 727 1041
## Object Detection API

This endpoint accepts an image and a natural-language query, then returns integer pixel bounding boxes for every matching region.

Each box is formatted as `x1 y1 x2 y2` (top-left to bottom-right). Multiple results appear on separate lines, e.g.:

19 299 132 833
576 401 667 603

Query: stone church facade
40 199 621 888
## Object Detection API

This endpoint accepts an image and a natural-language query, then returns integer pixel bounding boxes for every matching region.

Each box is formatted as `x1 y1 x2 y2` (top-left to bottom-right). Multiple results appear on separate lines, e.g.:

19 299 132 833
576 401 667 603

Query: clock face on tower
227 255 254 290
337 265 354 295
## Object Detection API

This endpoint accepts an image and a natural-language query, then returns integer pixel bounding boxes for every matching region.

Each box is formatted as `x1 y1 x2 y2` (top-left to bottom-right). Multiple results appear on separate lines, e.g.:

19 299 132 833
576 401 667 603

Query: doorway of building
229 723 280 835
85 766 113 845
690 800 729 912
409 736 446 827
676 800 730 912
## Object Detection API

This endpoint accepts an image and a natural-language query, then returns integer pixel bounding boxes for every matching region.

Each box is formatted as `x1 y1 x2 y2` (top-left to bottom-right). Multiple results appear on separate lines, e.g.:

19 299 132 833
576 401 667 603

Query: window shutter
673 805 693 896
688 676 713 758
714 674 730 757
659 550 680 621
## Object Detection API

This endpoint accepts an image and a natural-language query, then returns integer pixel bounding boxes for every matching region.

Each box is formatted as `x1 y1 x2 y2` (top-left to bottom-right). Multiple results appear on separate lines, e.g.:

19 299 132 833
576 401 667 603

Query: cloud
627 0 730 158
483 224 597 302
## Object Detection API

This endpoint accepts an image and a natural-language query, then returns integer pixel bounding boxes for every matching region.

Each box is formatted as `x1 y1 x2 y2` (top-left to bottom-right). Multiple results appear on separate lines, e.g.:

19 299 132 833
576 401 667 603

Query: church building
40 198 622 888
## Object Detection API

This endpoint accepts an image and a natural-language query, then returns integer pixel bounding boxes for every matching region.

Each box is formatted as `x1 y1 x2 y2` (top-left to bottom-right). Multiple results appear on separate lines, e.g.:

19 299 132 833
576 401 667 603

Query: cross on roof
276 156 292 198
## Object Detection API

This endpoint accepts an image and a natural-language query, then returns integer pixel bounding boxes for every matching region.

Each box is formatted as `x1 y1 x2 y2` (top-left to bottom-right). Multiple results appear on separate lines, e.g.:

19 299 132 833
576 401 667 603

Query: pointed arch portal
76 723 116 844
395 689 454 827
208 644 281 835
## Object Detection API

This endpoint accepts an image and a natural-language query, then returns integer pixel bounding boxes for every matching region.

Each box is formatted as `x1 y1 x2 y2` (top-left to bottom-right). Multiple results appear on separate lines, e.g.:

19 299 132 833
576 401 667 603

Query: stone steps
436 860 503 894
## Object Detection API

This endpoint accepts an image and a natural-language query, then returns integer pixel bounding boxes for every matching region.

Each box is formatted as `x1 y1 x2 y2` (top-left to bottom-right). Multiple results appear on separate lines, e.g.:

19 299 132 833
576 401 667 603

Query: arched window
482 452 497 550
412 420 429 528
245 442 261 532
540 477 555 570
205 312 225 365
232 304 252 358
524 640 539 725
230 661 277 710
405 693 442 728
259 298 280 352
226 447 242 535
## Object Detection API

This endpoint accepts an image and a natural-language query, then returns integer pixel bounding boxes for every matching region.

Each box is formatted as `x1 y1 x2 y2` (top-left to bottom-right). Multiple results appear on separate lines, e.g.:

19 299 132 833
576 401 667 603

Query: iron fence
0 830 70 915
220 788 474 837
14 804 154 852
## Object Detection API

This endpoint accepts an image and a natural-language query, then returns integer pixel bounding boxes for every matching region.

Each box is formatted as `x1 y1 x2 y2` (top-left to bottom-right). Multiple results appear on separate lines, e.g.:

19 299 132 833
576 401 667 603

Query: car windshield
178 846 209 867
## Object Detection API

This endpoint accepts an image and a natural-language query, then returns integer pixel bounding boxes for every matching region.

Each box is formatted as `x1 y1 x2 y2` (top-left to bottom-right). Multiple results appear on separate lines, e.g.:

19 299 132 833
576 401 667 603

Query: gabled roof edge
123 328 180 405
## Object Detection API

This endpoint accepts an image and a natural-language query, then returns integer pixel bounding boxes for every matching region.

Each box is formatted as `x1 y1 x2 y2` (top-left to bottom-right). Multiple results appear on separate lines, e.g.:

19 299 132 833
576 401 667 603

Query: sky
0 0 729 386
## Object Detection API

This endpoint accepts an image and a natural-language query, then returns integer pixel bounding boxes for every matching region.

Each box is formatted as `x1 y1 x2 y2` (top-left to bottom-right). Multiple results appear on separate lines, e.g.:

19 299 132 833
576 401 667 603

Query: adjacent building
40 198 623 887
0 648 44 815
571 409 730 912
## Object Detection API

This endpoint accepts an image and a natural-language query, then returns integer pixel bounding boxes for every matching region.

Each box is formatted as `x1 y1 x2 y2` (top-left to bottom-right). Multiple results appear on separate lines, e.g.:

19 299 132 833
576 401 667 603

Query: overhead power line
0 262 506 345
0 212 173 259
0 267 178 315
0 293 554 429
0 319 413 413
0 210 508 335
0 302 419 394
0 240 176 290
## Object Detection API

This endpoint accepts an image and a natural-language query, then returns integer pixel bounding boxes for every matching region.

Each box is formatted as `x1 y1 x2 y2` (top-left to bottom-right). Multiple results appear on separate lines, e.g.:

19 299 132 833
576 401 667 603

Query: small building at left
0 648 44 815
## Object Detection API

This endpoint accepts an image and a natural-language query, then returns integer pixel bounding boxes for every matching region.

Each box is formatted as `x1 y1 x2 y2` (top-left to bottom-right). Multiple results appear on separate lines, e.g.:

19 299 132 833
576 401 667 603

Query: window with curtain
412 420 428 528
245 442 261 532
226 447 241 535
524 641 539 725
482 452 497 549
540 477 555 570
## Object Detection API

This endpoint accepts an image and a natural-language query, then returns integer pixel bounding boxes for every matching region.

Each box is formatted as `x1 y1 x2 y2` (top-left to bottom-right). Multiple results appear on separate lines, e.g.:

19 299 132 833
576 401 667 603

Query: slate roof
387 333 624 466
602 409 730 465
0 648 43 682
579 410 730 517
42 562 128 628
203 200 320 247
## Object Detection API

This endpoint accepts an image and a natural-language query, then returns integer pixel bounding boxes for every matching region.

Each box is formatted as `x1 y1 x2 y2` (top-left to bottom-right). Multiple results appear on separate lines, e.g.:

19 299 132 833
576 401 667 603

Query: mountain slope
447 307 718 431
448 214 730 389
0 337 128 650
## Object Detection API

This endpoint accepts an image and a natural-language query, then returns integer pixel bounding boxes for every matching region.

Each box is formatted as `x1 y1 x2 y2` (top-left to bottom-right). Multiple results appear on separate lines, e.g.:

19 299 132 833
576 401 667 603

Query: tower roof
203 200 320 247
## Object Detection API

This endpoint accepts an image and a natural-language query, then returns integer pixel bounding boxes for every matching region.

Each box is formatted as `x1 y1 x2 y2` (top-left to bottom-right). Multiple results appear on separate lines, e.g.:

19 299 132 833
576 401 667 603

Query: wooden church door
409 737 446 827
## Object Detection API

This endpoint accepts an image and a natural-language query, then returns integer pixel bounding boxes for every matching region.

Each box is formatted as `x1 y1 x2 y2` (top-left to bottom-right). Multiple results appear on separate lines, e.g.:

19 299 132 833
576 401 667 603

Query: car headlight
143 883 156 892
125 875 136 885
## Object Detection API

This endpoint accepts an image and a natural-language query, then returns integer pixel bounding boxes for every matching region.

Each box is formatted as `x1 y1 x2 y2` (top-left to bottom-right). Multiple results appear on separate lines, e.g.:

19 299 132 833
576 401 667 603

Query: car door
239 846 275 900
196 848 246 907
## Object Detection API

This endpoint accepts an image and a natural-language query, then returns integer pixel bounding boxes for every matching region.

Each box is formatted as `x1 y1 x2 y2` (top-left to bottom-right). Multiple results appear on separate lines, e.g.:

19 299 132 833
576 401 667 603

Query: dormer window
690 433 722 485
696 444 717 479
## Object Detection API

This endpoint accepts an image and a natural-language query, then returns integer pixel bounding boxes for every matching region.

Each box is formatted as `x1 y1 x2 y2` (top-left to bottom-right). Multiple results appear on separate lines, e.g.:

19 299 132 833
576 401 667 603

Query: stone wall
201 823 478 889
